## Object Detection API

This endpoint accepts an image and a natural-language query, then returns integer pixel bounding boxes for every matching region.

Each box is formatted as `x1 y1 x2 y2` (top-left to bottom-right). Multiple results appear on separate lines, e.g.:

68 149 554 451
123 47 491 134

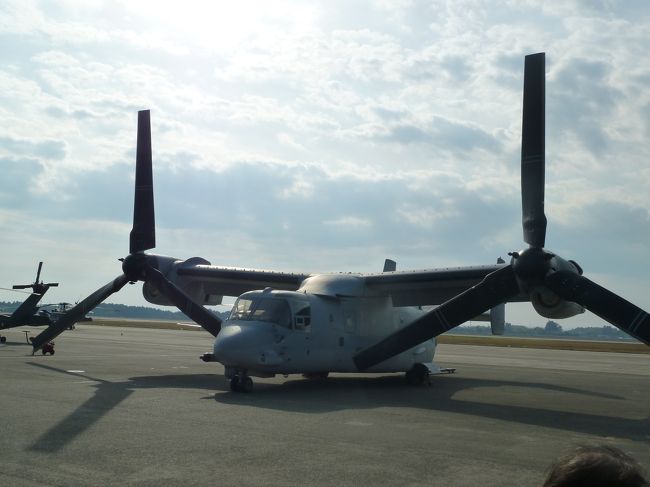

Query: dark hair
543 445 649 487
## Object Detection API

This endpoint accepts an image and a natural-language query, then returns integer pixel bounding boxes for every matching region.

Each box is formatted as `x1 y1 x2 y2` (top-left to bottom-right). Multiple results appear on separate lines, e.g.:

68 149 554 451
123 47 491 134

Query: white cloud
323 216 373 227
0 0 648 329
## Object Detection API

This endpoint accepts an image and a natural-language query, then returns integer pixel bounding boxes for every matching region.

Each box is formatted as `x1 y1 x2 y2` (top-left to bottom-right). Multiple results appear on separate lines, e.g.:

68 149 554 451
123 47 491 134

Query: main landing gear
405 363 431 386
229 372 253 393
0 335 6 344
405 363 456 386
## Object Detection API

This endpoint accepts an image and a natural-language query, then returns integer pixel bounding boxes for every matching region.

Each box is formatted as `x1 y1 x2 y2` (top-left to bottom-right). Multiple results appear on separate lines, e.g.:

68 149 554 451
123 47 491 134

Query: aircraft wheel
242 377 253 393
405 364 429 386
229 376 240 392
0 336 6 344
405 369 419 385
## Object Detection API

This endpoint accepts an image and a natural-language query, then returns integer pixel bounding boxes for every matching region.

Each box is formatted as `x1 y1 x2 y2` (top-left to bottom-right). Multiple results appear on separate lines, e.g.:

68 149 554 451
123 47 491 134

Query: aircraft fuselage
208 288 436 380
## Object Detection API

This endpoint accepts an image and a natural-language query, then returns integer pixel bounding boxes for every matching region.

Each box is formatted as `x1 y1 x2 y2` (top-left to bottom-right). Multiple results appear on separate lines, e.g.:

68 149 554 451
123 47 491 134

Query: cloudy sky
1 0 649 330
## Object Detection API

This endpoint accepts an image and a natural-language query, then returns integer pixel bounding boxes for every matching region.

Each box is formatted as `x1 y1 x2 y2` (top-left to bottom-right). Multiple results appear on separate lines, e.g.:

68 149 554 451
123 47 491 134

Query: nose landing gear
229 372 253 393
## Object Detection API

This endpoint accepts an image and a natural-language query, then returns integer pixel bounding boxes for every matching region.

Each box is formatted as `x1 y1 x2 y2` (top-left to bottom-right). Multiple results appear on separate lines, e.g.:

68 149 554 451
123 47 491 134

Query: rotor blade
31 274 129 351
0 286 31 294
354 265 520 370
144 266 222 337
545 271 650 345
129 110 156 254
521 52 547 249
35 261 43 284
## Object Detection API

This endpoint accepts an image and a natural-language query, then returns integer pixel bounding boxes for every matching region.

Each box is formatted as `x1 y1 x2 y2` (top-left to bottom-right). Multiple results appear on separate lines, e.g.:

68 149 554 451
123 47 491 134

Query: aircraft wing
361 263 528 306
177 263 530 306
176 265 311 298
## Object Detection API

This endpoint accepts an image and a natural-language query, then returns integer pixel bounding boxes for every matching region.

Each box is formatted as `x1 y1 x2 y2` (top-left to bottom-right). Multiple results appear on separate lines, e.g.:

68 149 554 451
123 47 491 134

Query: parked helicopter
0 262 58 344
31 53 649 391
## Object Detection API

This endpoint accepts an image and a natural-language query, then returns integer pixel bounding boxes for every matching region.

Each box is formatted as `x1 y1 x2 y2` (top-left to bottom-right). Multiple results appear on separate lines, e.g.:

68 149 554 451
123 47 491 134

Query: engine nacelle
530 286 584 319
141 256 223 307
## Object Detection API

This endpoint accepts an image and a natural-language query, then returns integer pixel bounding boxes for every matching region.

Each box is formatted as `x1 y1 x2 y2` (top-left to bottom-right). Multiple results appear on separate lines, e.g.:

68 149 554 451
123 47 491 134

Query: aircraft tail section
489 302 505 335
471 303 506 335
3 293 44 326
383 259 396 272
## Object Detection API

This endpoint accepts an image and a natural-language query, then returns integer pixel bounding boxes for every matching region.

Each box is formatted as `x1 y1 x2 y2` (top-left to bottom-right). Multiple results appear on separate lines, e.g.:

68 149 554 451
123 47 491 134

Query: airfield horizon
72 319 650 354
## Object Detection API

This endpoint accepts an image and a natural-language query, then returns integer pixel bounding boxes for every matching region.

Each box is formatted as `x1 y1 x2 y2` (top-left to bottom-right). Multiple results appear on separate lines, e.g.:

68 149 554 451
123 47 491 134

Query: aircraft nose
212 324 278 367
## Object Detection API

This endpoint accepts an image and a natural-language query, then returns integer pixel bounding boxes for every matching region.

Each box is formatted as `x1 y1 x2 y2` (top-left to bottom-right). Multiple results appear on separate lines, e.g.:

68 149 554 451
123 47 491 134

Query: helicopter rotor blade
35 261 43 284
31 275 130 351
545 271 650 345
12 262 57 291
521 52 547 249
31 110 225 350
129 110 156 254
144 266 222 337
354 265 520 370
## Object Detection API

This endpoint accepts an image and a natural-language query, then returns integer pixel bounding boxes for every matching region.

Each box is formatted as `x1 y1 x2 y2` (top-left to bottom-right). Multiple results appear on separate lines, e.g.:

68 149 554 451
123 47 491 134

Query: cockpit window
293 303 311 330
230 298 254 320
229 296 292 328
251 298 291 327
230 294 311 330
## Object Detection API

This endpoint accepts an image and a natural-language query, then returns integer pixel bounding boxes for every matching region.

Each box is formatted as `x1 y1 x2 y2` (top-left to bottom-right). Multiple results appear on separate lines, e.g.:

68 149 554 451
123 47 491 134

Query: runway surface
1 325 648 486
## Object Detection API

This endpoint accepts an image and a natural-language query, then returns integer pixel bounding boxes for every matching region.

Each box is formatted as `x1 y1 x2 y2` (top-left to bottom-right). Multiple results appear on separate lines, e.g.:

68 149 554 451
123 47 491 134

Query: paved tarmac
1 325 648 487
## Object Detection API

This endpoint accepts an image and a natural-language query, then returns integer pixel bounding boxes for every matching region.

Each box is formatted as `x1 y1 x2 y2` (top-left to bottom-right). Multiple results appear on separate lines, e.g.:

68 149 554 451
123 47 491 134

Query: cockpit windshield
229 293 311 330
230 297 292 327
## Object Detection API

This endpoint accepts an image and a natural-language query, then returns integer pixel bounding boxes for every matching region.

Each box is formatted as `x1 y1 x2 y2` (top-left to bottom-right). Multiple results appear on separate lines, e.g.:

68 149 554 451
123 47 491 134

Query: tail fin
489 302 505 335
383 259 397 272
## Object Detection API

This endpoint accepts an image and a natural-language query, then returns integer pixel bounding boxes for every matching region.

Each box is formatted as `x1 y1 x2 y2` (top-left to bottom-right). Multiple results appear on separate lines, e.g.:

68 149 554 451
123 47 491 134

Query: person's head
543 445 648 487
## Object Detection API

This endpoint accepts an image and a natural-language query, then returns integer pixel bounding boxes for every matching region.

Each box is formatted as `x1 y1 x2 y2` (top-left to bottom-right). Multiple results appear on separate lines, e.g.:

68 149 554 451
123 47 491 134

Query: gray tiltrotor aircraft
0 262 58 343
30 53 649 391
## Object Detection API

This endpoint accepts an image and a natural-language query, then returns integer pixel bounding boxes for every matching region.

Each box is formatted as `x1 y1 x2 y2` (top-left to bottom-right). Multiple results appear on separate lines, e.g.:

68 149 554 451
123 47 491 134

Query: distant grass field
437 334 649 354
86 318 650 354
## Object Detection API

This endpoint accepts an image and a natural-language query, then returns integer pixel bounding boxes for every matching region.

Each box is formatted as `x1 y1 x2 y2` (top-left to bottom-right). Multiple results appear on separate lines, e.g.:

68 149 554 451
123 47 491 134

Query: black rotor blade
35 261 43 284
521 52 547 249
354 265 520 370
545 271 650 345
31 274 130 351
144 266 222 337
130 110 156 254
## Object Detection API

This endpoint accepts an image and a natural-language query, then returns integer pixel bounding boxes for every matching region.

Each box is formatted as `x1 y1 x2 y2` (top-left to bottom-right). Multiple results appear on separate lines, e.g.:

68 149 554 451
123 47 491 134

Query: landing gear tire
241 377 253 393
229 375 253 393
405 364 430 386
0 336 6 344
